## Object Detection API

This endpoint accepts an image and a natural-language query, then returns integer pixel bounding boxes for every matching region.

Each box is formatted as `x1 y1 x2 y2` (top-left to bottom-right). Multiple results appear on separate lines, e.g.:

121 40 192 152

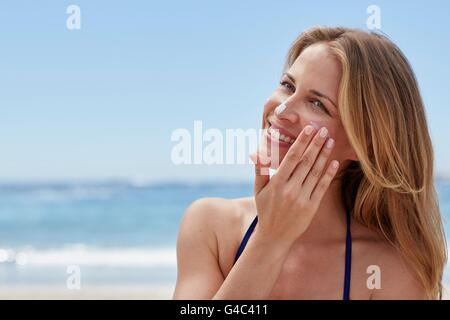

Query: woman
172 26 447 299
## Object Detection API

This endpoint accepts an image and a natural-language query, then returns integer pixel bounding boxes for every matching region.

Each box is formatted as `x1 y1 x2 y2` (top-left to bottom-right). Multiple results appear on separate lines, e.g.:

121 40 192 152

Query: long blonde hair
284 26 447 299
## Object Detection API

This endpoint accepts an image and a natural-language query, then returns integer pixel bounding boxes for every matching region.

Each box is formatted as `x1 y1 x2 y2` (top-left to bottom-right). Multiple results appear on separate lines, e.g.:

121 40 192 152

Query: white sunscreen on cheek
309 121 321 131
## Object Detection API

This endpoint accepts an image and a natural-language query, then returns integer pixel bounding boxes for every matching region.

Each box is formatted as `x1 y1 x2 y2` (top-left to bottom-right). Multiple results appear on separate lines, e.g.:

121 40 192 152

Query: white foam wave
0 245 176 268
30 187 115 202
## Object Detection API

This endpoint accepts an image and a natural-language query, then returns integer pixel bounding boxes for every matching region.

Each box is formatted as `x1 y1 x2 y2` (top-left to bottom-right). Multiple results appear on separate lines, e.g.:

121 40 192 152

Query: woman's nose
274 100 299 123
274 102 287 116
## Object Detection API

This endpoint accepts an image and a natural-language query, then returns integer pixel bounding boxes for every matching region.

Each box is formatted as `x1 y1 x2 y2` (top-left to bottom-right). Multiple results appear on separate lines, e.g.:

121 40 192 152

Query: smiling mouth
265 119 297 146
266 126 295 145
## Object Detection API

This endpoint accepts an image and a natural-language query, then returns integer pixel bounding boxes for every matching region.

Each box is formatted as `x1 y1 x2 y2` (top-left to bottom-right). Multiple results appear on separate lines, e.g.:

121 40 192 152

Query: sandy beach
0 284 175 300
1 283 448 300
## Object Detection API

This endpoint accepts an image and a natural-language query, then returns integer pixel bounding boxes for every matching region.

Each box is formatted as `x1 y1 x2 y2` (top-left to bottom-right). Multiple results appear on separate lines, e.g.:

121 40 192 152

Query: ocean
0 181 253 289
0 180 449 292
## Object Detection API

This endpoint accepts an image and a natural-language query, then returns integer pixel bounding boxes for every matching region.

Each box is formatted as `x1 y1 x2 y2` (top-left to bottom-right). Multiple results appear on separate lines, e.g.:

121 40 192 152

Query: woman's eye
310 99 329 114
279 81 295 92
312 100 323 109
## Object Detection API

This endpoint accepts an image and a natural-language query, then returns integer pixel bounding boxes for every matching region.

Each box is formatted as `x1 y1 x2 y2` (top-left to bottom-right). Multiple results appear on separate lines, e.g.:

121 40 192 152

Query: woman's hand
250 125 340 245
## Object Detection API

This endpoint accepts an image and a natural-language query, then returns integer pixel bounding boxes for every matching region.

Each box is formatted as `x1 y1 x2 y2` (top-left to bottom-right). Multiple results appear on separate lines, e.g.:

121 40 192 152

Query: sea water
0 180 448 288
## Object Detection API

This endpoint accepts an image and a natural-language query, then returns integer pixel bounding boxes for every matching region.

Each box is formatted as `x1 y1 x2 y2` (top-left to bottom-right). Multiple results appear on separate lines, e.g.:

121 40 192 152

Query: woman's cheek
308 120 322 131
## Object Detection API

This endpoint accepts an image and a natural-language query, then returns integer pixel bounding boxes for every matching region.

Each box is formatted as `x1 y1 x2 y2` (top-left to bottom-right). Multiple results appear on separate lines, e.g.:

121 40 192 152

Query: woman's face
260 42 357 169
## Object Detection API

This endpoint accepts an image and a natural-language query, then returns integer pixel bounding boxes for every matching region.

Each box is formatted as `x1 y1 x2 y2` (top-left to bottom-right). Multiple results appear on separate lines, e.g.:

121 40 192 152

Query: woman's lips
268 122 297 140
263 119 323 149
264 128 293 148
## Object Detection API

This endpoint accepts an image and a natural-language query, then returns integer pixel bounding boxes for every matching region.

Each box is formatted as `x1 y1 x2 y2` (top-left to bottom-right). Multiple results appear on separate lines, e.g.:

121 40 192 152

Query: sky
0 0 449 183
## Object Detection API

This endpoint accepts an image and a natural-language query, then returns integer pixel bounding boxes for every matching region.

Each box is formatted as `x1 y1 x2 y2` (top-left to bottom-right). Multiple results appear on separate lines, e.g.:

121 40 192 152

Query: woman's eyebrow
283 72 296 84
282 72 338 109
309 89 338 109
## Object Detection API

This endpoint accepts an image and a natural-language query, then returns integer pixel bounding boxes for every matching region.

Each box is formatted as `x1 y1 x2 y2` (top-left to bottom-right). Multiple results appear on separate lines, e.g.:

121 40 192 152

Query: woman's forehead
287 43 341 102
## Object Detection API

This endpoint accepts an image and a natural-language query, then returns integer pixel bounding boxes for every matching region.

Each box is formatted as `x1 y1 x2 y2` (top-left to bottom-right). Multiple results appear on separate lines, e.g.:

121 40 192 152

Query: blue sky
0 0 449 183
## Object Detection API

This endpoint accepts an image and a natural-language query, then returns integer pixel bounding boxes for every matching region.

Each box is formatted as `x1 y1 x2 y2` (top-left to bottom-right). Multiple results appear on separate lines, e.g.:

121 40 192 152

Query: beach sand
0 284 176 300
1 283 448 300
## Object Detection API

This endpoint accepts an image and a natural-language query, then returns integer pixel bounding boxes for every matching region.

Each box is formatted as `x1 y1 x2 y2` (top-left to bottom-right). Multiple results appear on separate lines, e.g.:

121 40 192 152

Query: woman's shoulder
181 196 257 275
183 196 255 228
350 219 426 299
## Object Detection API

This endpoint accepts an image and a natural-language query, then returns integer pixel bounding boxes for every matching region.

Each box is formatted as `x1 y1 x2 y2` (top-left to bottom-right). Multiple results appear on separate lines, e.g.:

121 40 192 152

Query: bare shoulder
371 242 426 299
178 196 256 269
350 220 426 299
173 196 254 299
181 196 253 235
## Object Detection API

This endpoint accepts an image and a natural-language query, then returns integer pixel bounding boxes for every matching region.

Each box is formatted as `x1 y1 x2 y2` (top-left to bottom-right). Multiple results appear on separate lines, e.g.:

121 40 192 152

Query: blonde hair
284 26 447 299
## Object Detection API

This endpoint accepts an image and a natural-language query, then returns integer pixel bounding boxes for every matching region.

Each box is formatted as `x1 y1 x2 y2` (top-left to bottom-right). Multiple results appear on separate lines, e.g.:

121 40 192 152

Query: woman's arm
212 224 293 299
172 198 225 299
172 197 293 300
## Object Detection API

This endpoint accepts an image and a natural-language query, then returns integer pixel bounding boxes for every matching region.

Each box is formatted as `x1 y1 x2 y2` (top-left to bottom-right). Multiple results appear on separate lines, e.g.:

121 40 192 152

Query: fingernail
305 125 314 135
332 160 339 169
326 138 334 149
319 127 328 138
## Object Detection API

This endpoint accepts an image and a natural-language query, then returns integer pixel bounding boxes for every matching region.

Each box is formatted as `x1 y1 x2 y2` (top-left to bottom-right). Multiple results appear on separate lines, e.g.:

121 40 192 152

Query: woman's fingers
310 160 340 202
275 125 316 181
301 137 335 196
250 152 271 195
288 127 329 185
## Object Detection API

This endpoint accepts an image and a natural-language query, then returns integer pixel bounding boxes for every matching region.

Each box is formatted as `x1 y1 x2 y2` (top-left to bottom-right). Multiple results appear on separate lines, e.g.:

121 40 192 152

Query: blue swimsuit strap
233 208 352 300
233 215 258 265
343 207 352 300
